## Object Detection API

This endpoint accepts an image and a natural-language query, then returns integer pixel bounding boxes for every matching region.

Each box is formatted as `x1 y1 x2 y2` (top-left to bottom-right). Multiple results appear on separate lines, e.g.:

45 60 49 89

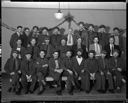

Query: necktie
28 61 30 71
68 35 72 44
111 45 114 55
115 59 117 68
55 60 59 69
103 58 105 69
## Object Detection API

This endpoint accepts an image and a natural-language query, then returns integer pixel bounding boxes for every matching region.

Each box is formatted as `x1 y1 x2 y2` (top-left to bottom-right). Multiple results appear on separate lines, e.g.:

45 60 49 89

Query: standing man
10 26 23 48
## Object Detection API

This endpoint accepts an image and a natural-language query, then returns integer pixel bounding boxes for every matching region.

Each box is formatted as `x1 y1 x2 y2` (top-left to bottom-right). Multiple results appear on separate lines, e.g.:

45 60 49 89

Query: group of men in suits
4 22 126 95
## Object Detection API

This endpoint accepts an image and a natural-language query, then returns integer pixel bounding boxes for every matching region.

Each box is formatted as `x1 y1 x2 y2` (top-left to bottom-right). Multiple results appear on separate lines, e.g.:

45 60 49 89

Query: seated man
62 50 75 95
97 50 113 93
71 48 86 91
108 49 126 93
81 50 101 93
35 50 49 95
48 50 64 95
20 50 36 94
4 50 21 94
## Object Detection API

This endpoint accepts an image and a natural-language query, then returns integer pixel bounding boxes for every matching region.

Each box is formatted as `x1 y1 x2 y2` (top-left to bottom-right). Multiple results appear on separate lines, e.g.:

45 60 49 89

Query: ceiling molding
2 1 126 10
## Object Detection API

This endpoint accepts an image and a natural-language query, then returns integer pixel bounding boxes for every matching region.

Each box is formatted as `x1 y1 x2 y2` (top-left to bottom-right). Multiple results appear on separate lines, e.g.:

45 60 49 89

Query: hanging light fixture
54 2 63 20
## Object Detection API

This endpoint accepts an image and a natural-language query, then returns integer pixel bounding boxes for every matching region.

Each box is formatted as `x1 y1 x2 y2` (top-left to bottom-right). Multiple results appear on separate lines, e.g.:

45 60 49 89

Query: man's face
53 52 59 59
53 28 59 34
12 52 18 58
99 28 105 33
31 39 36 45
109 38 114 44
66 51 72 57
61 39 66 45
45 39 50 44
88 26 94 31
88 53 94 58
113 29 119 35
101 53 106 58
68 29 73 34
26 54 31 60
93 37 99 43
79 24 84 30
77 51 82 56
42 29 48 35
25 29 30 36
33 27 38 32
17 39 22 45
17 27 22 33
77 38 82 44
113 52 119 58
40 51 45 58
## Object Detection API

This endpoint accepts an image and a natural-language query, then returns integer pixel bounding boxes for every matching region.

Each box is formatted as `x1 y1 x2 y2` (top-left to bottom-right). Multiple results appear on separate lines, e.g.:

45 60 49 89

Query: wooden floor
1 73 126 102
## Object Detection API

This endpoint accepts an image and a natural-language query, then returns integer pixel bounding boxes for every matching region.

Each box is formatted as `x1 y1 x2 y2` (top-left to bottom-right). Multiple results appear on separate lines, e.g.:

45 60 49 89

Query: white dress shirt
94 43 101 56
76 56 83 65
67 34 73 46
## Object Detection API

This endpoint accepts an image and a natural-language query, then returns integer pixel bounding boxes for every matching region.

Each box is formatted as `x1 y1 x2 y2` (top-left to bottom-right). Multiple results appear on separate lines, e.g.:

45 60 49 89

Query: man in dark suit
20 50 36 94
21 27 31 48
97 50 114 93
85 24 98 51
27 38 39 61
50 27 63 51
104 36 121 58
97 25 110 49
38 37 54 59
72 37 88 59
81 50 101 93
48 51 64 95
71 48 86 90
35 50 49 95
4 50 21 94
10 26 23 48
62 50 75 95
108 49 126 93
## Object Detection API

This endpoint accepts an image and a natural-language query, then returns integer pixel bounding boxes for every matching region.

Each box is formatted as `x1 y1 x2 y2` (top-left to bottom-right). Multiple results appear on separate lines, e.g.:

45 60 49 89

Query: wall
1 7 126 72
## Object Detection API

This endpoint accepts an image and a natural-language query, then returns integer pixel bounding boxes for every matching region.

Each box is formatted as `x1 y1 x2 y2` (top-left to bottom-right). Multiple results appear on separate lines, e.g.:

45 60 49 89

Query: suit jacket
97 57 109 72
72 44 88 59
4 57 21 74
50 34 63 49
104 44 121 58
37 35 50 46
108 57 125 72
74 30 87 46
98 32 109 49
62 57 73 71
35 57 49 73
84 58 99 73
10 32 21 48
38 43 54 59
71 56 86 75
12 46 26 60
48 58 64 73
85 31 98 50
58 45 68 59
89 43 102 55
20 59 36 76
20 33 31 48
27 45 39 60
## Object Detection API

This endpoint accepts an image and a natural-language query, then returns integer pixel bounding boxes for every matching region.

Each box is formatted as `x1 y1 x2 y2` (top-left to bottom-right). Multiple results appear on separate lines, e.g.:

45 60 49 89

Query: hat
77 48 83 53
25 49 32 55
99 25 106 29
78 21 85 26
11 49 18 54
113 49 119 53
101 50 107 54
88 50 95 54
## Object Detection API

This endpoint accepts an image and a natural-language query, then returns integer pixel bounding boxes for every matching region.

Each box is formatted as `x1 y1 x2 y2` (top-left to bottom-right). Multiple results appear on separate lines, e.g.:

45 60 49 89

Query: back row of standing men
4 22 126 95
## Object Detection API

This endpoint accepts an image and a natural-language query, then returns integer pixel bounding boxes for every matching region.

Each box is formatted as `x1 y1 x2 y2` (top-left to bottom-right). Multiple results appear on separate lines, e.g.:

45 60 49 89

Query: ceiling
2 1 126 10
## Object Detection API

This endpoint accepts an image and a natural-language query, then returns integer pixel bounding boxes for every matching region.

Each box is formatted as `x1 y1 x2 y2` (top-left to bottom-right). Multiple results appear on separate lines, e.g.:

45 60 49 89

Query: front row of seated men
4 48 126 95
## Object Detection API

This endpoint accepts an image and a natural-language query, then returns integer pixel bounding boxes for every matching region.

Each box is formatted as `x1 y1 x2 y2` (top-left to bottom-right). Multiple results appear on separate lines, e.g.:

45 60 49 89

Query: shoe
56 91 62 95
8 87 12 92
68 91 73 95
116 87 121 93
108 89 115 93
29 90 34 94
85 90 90 94
15 91 21 95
